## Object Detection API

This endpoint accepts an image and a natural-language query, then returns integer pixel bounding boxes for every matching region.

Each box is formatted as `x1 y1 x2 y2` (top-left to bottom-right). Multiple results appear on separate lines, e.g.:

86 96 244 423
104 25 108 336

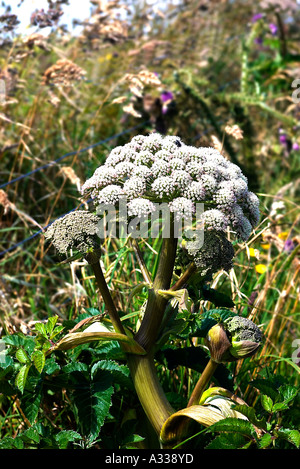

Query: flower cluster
44 210 101 256
81 133 260 244
184 231 235 279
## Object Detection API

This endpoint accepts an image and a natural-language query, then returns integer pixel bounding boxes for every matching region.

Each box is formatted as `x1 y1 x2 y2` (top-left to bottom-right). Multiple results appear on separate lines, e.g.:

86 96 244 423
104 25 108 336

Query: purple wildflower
279 134 287 144
251 13 263 22
284 239 295 253
292 142 299 151
269 23 277 35
160 91 174 114
160 91 174 103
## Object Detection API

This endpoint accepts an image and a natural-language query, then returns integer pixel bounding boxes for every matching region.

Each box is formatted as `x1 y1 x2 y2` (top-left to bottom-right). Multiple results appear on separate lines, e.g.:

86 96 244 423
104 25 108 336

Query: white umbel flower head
169 197 195 221
127 198 157 218
82 133 260 243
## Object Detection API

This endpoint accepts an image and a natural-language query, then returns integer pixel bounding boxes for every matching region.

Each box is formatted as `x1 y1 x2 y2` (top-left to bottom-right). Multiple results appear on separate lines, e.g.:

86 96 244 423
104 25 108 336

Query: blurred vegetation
0 0 299 449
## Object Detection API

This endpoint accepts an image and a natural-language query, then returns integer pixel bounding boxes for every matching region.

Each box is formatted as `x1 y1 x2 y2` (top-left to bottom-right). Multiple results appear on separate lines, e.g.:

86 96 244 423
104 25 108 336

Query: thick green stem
127 353 174 436
127 230 178 436
170 262 197 291
187 359 219 407
89 259 125 336
135 233 178 352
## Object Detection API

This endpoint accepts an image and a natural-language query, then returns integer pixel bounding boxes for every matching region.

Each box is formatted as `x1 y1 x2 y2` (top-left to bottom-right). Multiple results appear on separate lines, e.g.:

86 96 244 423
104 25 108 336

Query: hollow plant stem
187 359 219 407
170 262 197 291
88 259 125 336
127 353 174 436
135 231 178 352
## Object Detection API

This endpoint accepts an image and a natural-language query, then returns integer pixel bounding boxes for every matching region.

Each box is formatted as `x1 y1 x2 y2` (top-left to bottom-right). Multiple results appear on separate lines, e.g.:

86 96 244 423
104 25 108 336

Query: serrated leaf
261 394 273 413
55 430 82 449
207 417 257 439
91 360 129 378
31 350 45 373
250 378 278 401
193 309 237 337
258 432 272 448
45 316 58 336
278 384 298 405
206 432 247 449
277 428 300 448
20 387 43 424
15 348 29 364
44 356 60 375
62 361 89 374
50 325 65 340
15 364 31 393
13 436 24 449
272 402 289 412
34 322 47 337
0 352 13 369
232 404 267 430
22 426 41 444
0 436 15 449
71 369 114 441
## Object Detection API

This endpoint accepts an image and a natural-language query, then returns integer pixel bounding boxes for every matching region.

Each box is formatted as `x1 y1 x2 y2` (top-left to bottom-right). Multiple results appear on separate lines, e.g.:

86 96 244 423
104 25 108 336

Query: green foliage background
0 0 299 449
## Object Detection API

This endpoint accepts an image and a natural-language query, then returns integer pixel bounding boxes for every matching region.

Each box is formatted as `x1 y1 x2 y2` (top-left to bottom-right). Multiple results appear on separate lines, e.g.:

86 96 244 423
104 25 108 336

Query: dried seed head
42 59 86 87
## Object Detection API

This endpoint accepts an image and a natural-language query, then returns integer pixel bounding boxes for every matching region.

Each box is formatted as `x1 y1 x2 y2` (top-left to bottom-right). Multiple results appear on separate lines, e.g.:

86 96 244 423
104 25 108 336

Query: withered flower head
42 59 86 87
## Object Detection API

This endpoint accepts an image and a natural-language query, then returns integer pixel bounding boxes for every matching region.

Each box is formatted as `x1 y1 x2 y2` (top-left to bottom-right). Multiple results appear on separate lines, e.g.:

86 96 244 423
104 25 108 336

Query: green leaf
31 350 46 373
44 356 60 375
272 402 290 412
206 432 247 449
258 433 272 449
55 430 82 449
232 404 267 431
13 436 24 449
34 322 47 337
0 436 14 449
250 378 278 401
277 428 300 449
22 426 41 444
261 394 273 413
0 340 13 369
15 364 31 393
21 387 43 424
201 286 235 308
15 348 29 364
45 316 58 336
91 360 131 388
71 369 114 442
278 384 298 405
193 309 237 337
208 417 257 439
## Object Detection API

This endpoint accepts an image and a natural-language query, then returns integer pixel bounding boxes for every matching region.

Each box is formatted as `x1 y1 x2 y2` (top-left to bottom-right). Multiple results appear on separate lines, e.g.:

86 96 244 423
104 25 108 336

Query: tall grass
0 0 299 447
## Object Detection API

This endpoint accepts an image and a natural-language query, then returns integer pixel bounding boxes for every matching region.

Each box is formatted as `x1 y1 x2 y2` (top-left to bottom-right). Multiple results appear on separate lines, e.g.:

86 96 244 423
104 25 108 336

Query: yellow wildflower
278 232 289 241
249 248 260 259
255 264 267 274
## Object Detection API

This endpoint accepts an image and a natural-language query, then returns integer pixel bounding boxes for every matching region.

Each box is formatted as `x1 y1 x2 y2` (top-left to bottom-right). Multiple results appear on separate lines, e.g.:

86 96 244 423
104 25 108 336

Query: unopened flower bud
225 316 263 359
206 316 263 363
206 323 232 363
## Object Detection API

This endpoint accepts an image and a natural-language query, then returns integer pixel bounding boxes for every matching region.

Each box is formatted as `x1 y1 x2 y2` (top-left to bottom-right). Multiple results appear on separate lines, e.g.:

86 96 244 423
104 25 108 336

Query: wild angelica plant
45 133 263 447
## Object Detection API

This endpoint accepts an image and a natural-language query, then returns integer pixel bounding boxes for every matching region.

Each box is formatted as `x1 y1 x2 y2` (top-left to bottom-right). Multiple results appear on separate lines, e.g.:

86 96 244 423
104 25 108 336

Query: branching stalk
127 353 174 436
135 230 178 352
187 359 219 407
88 257 126 336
